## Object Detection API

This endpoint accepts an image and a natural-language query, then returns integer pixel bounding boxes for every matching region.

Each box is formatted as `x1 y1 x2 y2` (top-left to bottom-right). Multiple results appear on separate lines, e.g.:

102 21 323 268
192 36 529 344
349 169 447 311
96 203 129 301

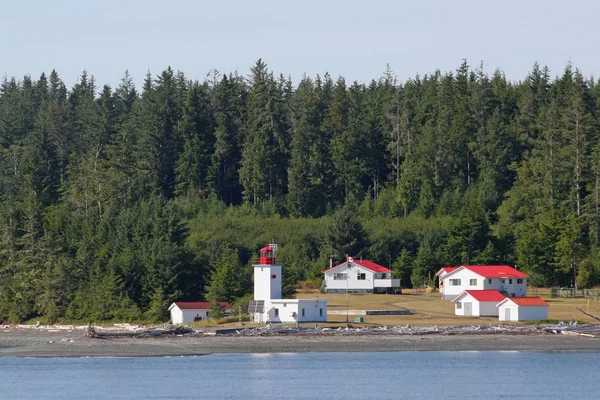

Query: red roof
435 267 458 276
322 259 391 273
260 245 273 252
452 265 529 279
172 302 231 310
505 297 549 307
453 290 506 302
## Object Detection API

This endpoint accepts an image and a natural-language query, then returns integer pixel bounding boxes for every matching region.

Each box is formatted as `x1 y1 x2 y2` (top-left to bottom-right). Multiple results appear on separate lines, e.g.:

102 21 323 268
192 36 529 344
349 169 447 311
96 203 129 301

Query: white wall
254 264 282 300
170 309 210 324
479 302 499 317
454 293 501 317
324 263 375 291
257 300 328 323
498 304 519 321
483 278 527 297
171 309 184 324
442 270 484 299
518 306 548 321
454 294 474 316
454 299 480 316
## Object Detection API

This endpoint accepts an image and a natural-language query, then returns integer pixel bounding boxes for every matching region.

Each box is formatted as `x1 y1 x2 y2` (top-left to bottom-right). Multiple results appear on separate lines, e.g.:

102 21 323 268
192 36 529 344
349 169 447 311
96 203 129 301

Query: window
274 308 279 317
456 302 462 309
357 273 366 280
450 279 461 286
517 279 523 284
509 279 513 284
381 273 387 279
501 279 506 284
488 279 492 284
333 273 347 280
302 308 305 317
469 279 477 286
319 308 323 316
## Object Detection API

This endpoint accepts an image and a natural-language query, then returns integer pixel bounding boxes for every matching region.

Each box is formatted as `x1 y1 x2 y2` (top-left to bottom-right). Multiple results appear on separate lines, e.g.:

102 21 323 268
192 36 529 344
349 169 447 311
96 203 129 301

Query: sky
1 0 599 91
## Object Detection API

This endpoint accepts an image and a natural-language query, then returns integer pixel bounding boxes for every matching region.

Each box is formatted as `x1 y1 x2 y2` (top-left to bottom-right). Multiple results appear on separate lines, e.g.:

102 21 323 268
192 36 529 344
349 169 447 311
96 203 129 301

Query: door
464 302 472 316
504 307 511 321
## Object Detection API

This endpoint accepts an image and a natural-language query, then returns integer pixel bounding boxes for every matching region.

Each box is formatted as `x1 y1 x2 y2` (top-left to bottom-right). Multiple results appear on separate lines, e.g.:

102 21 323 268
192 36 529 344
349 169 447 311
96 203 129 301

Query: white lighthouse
253 244 282 301
250 243 328 324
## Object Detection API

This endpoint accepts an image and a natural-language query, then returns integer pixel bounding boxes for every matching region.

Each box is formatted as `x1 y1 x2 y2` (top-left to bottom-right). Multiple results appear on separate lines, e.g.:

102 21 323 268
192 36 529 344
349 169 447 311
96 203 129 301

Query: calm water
1 352 599 399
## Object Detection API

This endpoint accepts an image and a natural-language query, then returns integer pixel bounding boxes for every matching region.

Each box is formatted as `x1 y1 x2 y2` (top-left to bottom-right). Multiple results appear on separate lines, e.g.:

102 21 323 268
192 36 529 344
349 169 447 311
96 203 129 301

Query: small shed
168 302 232 324
497 297 549 322
451 290 506 317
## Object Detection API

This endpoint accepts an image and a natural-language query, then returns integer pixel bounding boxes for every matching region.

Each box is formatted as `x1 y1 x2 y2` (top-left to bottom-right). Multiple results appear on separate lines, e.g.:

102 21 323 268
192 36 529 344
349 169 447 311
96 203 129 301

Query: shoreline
1 332 600 357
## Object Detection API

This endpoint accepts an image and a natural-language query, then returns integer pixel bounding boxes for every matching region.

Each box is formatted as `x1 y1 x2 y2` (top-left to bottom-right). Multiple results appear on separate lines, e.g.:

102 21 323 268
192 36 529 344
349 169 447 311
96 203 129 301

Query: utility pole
346 255 350 326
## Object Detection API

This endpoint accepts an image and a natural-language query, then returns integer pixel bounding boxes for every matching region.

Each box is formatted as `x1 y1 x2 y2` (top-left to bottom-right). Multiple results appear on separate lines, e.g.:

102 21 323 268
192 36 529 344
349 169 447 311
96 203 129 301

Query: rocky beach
2 324 600 357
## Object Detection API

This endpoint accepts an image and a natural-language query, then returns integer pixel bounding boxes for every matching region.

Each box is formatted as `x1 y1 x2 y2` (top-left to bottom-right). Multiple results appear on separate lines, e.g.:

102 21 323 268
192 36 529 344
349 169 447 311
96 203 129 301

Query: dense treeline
1 59 599 323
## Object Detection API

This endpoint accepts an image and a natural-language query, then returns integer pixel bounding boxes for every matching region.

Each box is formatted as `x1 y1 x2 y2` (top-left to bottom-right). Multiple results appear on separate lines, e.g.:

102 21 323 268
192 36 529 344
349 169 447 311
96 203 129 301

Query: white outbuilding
168 301 232 324
250 244 328 324
497 297 549 322
451 290 506 317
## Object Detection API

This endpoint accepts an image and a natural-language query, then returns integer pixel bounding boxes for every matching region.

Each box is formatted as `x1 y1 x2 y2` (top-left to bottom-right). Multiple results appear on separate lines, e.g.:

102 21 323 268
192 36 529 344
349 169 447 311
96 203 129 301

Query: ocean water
1 351 599 399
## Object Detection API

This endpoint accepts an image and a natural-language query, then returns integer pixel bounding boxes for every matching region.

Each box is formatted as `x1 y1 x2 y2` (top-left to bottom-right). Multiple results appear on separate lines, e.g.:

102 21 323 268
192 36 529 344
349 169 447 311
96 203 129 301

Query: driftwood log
576 307 600 322
84 324 193 338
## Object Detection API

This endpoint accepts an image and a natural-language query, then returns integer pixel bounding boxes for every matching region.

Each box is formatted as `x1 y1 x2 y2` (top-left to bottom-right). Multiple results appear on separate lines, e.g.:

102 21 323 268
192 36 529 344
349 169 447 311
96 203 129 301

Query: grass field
295 288 600 326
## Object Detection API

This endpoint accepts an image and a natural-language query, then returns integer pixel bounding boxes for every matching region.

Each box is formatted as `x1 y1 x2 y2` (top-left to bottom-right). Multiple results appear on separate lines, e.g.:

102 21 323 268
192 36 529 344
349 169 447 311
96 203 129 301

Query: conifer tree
239 60 288 206
210 73 245 204
326 206 368 260
175 81 213 198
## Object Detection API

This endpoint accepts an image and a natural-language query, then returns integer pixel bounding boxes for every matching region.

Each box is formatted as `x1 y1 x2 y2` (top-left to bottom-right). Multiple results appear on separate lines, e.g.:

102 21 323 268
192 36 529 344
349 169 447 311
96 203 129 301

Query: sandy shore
1 332 600 357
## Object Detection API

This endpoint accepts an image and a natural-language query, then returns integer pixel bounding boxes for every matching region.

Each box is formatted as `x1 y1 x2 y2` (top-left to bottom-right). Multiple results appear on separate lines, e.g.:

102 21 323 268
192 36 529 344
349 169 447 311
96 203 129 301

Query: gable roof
322 259 391 274
498 297 549 307
444 265 529 279
169 302 232 311
452 290 506 303
435 267 457 277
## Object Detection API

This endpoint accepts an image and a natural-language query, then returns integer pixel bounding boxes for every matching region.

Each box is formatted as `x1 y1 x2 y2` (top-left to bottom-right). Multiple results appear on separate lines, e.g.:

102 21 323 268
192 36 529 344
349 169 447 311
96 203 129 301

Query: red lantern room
259 244 275 265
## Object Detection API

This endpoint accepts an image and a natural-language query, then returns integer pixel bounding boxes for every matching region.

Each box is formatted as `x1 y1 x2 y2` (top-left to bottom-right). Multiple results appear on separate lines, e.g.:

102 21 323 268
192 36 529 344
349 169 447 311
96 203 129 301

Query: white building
168 301 232 324
438 265 528 300
497 297 549 322
451 290 506 317
250 244 328 324
263 299 327 323
322 259 401 294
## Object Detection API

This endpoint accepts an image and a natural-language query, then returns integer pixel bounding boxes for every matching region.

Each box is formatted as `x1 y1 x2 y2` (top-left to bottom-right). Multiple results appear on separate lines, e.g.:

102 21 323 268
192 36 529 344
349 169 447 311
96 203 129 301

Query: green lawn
295 289 600 326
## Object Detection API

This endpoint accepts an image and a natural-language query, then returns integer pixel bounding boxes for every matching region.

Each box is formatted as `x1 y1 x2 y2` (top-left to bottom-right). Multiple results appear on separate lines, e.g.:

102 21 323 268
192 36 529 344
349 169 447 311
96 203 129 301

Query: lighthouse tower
249 243 328 324
253 244 282 301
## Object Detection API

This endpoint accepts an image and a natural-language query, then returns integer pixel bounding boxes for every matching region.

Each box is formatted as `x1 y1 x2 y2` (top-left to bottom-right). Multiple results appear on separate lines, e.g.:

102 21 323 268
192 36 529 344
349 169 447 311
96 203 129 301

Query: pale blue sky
1 0 598 90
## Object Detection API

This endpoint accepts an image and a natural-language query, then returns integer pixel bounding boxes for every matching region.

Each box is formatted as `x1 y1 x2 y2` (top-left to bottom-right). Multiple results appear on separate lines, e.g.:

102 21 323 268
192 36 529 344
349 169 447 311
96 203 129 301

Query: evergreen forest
1 59 599 323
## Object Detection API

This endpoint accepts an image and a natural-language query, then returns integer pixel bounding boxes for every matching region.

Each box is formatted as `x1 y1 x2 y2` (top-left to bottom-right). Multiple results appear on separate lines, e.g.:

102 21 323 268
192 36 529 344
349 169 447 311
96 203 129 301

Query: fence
550 287 600 300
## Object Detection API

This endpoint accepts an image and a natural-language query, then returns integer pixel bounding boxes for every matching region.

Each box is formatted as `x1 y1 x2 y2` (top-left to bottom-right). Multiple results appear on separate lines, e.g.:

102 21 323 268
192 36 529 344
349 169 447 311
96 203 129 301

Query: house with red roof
451 290 507 317
322 259 401 294
438 265 529 300
168 302 232 324
497 297 549 321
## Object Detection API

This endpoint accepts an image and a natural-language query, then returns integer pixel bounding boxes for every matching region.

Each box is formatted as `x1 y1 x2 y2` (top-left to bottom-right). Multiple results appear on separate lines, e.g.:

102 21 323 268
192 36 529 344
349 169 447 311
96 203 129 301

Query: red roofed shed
497 297 549 321
168 302 232 324
451 290 507 317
